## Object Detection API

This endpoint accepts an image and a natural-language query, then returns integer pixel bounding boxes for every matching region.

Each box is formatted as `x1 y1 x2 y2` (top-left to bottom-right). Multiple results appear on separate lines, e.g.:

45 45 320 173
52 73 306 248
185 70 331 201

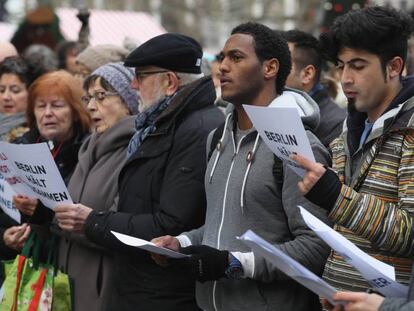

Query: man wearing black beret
59 33 224 310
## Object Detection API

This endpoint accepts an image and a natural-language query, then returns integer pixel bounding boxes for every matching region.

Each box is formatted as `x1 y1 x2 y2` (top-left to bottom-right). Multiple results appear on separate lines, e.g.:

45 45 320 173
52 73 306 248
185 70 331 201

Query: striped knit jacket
323 89 414 292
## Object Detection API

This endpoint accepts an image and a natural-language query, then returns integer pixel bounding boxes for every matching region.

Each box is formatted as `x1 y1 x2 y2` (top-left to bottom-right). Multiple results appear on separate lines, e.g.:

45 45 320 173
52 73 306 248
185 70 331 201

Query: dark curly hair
282 30 323 82
231 22 291 95
320 6 414 77
0 56 37 87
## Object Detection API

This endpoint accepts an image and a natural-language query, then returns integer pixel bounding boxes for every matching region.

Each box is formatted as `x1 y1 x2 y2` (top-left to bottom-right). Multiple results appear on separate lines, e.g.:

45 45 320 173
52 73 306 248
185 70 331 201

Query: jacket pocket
206 279 267 311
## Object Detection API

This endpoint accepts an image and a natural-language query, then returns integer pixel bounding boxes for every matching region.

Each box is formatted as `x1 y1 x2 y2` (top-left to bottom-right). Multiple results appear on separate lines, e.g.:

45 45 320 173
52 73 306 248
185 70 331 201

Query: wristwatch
225 253 244 279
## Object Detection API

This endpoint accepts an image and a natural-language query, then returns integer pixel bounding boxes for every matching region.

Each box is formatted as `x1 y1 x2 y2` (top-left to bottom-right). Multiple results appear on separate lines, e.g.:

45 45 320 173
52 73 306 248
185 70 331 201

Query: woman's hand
3 223 31 251
13 195 39 216
54 203 93 232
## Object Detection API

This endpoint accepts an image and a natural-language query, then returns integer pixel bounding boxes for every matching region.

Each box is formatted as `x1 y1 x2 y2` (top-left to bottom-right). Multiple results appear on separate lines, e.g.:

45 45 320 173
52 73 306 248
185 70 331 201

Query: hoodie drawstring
209 113 233 184
240 133 260 214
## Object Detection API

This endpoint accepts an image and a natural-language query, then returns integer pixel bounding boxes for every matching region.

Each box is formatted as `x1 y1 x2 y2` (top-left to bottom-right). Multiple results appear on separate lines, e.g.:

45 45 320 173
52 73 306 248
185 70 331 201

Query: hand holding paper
290 153 326 195
332 292 384 311
151 235 181 266
238 230 341 305
13 195 38 217
55 203 93 232
111 231 188 259
3 223 30 251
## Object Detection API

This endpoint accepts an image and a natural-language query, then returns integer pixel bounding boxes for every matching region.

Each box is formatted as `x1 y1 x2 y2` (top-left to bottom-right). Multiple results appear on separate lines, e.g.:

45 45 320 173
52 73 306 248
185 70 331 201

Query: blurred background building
0 0 413 52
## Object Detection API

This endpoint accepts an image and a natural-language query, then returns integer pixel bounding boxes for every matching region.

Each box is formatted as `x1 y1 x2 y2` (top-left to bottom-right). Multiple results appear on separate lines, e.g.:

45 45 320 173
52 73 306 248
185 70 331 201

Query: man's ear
263 58 279 80
165 72 180 96
387 56 404 79
300 65 316 86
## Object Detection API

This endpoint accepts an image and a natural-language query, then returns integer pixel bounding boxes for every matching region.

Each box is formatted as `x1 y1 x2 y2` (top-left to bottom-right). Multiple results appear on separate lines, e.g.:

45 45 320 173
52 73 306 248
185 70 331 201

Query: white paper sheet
111 231 189 259
299 206 408 297
0 142 72 209
243 104 314 176
0 173 20 223
238 230 341 305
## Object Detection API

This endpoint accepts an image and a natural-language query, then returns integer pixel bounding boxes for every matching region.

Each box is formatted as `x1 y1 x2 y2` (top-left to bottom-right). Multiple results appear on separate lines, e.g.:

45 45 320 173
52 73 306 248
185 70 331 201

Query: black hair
0 56 37 87
55 40 79 70
282 30 322 82
320 6 414 77
231 22 291 95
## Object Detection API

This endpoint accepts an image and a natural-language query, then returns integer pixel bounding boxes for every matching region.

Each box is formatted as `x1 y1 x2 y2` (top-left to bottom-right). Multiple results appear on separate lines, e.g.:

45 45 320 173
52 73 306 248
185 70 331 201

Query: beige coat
57 116 135 311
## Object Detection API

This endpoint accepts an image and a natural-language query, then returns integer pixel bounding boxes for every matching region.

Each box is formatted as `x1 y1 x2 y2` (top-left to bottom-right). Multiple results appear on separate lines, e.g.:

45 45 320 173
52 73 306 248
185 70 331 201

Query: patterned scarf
126 95 172 158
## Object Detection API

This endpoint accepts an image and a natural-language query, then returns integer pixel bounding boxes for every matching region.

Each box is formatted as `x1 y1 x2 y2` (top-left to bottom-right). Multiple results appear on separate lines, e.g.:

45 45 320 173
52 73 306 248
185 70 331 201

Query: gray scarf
126 95 173 158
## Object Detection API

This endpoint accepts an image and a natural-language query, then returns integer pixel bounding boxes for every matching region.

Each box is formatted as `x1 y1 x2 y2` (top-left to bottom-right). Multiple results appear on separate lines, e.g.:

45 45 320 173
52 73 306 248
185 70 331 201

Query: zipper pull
47 140 54 151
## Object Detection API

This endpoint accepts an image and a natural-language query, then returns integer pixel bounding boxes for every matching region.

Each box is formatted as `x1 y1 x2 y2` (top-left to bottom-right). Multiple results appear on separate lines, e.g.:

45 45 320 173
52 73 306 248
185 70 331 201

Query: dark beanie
124 33 203 74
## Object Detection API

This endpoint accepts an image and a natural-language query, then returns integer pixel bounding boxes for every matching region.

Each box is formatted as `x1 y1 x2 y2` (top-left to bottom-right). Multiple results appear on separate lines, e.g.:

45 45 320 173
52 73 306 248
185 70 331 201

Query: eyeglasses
81 91 119 105
134 70 169 82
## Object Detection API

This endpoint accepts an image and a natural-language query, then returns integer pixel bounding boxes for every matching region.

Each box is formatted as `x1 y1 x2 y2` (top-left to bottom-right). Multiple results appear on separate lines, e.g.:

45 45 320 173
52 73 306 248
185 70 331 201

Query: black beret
124 33 203 74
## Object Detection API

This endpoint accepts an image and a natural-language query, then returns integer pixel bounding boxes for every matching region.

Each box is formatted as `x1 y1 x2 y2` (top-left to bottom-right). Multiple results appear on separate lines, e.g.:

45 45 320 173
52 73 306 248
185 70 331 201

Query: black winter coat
85 77 224 311
312 88 346 148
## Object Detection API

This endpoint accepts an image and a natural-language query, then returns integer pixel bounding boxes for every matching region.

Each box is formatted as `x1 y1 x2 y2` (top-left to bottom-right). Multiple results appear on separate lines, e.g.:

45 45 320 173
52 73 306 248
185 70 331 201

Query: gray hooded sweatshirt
180 90 332 311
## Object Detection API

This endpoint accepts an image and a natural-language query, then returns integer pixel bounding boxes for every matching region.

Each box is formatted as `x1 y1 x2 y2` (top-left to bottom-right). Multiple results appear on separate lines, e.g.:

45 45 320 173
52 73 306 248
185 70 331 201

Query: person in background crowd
153 22 331 311
0 42 18 63
56 40 80 75
210 53 229 112
53 33 224 311
0 56 36 141
291 4 414 301
75 44 129 78
3 71 91 260
76 8 90 52
50 63 138 311
282 29 346 148
11 5 64 53
23 44 58 79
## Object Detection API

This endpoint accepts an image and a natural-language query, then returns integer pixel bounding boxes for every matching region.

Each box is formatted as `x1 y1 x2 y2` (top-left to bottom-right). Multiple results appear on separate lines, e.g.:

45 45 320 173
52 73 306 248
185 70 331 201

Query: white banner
0 142 72 209
243 103 315 176
0 173 20 223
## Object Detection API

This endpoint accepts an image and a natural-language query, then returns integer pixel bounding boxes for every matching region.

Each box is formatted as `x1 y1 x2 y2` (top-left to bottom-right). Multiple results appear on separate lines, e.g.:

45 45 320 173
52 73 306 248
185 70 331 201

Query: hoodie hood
269 88 320 132
345 76 414 156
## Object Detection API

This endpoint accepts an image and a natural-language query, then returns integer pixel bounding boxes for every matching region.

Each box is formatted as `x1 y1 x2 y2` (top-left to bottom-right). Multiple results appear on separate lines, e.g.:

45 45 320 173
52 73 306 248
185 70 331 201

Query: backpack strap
208 123 225 161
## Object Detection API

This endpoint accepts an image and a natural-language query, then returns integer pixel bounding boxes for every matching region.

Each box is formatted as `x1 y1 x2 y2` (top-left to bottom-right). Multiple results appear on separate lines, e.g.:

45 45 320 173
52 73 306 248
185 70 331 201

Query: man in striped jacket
293 5 414 298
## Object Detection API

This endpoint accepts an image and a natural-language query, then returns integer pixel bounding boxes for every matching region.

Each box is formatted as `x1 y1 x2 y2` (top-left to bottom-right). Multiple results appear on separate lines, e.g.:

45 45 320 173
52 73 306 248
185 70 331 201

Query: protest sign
0 142 72 209
238 230 341 305
243 102 314 176
299 206 408 297
0 173 20 223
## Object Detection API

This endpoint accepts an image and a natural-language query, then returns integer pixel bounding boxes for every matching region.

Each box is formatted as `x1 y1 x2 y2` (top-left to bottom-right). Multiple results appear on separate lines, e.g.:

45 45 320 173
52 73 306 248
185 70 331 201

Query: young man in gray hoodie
153 22 331 311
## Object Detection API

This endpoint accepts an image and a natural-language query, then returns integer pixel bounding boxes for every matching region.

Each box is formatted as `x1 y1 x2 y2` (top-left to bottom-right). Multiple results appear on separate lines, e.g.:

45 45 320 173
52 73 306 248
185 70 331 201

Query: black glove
180 245 229 283
305 167 342 212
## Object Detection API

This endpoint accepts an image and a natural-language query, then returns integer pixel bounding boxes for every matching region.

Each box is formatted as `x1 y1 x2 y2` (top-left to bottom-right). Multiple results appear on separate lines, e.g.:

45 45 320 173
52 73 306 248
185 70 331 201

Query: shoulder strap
208 123 225 161
272 155 284 189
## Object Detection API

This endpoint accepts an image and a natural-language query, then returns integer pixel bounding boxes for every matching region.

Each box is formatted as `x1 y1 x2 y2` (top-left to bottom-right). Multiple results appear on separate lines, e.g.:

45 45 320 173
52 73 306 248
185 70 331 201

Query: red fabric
11 255 26 311
27 268 47 311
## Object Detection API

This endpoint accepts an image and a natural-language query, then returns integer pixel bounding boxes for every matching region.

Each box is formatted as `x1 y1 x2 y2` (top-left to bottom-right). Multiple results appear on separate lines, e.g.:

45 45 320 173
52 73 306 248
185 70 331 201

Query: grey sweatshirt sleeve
380 298 413 311
252 133 332 282
181 225 205 246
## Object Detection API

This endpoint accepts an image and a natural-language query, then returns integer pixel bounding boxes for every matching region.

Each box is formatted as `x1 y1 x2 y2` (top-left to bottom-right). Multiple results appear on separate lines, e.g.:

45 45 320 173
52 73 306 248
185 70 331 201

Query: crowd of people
0 4 414 311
